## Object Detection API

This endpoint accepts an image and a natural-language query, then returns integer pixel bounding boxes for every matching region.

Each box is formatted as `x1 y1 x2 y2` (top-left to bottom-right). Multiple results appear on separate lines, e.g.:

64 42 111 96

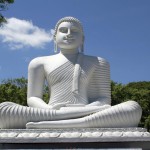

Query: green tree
0 77 27 105
111 81 127 105
145 115 150 131
43 82 49 103
125 82 150 130
0 0 14 25
111 81 150 131
0 77 49 105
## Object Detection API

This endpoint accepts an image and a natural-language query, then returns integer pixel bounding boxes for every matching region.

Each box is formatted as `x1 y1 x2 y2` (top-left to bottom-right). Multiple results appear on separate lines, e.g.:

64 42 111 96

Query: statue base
0 128 150 149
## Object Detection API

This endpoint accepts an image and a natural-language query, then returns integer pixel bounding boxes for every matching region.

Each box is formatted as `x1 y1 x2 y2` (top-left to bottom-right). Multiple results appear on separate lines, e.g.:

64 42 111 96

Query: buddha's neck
60 49 79 55
59 49 79 62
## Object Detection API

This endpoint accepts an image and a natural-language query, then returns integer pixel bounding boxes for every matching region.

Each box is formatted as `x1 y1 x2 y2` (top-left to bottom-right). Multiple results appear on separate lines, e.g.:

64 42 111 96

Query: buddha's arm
27 58 51 109
88 57 111 106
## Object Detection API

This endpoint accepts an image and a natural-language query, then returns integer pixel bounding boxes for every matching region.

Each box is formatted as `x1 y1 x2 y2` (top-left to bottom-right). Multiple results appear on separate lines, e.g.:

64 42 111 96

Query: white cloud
0 18 53 50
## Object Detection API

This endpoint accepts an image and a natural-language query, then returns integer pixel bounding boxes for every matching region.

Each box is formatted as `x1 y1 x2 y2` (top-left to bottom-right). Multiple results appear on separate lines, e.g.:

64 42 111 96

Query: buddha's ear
51 29 55 41
53 35 56 42
53 37 58 53
80 36 84 53
82 35 85 43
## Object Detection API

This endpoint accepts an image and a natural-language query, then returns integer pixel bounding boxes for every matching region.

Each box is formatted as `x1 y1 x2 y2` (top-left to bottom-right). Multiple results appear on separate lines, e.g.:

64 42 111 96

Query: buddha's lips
64 37 75 40
64 39 75 43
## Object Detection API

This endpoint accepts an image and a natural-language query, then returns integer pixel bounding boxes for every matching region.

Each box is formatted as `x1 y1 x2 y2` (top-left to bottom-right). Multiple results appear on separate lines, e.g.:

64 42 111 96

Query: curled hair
53 16 84 39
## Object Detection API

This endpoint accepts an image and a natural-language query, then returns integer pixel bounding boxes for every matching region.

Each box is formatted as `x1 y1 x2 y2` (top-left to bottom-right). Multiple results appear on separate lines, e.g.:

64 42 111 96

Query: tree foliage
0 77 49 105
0 78 149 131
0 0 14 25
0 77 27 105
111 81 150 131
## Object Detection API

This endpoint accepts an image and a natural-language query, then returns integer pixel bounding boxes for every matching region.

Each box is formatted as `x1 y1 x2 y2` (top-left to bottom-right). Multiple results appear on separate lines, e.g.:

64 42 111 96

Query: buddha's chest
44 60 96 87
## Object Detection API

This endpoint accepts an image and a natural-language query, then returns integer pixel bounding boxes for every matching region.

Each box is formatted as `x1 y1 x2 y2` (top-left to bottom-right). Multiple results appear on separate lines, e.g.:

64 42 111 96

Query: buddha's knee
0 102 25 128
121 100 142 125
0 102 15 116
124 100 142 113
0 102 9 128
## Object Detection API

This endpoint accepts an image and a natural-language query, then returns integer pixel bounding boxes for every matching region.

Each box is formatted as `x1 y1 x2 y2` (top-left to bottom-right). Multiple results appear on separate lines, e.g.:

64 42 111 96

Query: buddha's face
55 22 83 50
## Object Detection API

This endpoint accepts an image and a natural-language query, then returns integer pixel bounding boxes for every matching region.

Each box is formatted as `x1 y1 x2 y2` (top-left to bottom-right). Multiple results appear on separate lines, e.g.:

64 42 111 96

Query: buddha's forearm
60 105 111 111
27 97 52 109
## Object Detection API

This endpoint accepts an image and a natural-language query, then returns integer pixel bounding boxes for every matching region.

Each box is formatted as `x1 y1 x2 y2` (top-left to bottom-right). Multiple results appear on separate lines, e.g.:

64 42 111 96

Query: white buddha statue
0 17 142 129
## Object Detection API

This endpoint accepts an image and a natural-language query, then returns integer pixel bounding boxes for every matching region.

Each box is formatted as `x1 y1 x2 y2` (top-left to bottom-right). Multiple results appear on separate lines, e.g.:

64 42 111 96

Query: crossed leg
26 101 142 129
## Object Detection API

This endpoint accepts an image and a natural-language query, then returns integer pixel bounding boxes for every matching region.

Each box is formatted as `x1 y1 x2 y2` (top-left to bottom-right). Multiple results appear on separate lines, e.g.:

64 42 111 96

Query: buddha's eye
59 28 68 33
71 28 79 33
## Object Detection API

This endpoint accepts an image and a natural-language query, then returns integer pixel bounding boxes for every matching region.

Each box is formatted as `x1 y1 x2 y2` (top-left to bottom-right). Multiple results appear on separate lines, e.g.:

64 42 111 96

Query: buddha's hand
51 101 70 110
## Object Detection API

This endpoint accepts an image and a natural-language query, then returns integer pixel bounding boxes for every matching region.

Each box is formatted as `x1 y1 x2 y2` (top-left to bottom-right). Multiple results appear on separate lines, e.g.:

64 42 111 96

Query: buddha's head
53 17 84 53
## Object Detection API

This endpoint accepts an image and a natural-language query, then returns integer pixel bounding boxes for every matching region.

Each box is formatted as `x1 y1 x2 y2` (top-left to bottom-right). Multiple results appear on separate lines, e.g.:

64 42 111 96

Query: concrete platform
0 128 150 149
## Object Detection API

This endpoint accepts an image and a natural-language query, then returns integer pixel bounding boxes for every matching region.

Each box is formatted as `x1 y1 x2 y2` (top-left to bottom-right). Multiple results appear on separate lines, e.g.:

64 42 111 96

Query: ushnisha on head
53 17 84 53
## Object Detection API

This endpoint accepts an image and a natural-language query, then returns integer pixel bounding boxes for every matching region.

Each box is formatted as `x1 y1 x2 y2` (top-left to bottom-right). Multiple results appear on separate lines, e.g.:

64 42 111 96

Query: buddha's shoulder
83 54 109 65
28 54 58 68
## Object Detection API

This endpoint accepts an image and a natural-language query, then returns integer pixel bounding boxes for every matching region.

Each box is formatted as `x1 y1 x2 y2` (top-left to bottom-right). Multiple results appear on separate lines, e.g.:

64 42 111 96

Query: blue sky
0 0 150 84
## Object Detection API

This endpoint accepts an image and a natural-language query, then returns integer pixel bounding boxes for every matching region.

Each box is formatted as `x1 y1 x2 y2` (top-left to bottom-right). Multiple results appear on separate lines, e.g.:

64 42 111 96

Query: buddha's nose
67 29 72 37
68 29 71 35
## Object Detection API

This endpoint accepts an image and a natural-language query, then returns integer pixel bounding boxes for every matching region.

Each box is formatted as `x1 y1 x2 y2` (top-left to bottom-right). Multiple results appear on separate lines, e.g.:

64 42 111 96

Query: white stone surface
38 132 60 138
17 132 39 138
0 128 149 141
0 17 142 129
0 132 18 138
59 132 81 138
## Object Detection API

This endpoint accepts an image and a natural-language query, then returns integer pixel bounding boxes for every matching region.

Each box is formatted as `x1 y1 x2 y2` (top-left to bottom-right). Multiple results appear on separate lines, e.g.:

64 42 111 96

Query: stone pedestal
0 128 150 149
